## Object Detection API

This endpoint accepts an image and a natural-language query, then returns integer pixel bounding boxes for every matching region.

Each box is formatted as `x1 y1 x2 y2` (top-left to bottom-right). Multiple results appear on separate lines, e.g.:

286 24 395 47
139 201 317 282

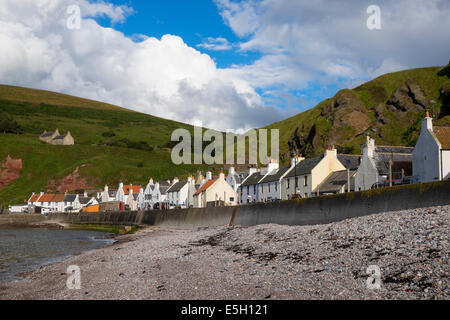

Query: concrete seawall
46 180 450 229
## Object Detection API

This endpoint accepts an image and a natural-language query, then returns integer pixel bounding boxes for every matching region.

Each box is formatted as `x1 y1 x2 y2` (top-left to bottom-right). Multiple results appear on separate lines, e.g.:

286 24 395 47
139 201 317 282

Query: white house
239 168 263 204
413 113 450 182
226 167 248 194
63 194 81 212
355 136 413 191
166 178 190 208
99 185 117 203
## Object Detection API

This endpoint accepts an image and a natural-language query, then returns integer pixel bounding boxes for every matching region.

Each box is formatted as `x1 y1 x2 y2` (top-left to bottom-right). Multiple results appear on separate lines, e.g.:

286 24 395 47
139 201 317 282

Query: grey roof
158 181 171 195
259 166 291 183
337 154 361 170
374 153 412 176
231 172 249 184
314 170 356 194
64 194 77 202
40 132 55 138
167 181 188 193
375 146 413 154
52 135 67 140
285 156 323 178
241 172 265 186
79 197 91 205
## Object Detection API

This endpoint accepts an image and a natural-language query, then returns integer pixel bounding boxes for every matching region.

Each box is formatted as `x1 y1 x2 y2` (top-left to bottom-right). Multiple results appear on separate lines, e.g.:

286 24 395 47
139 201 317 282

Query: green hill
1 63 449 207
0 86 209 207
265 64 450 162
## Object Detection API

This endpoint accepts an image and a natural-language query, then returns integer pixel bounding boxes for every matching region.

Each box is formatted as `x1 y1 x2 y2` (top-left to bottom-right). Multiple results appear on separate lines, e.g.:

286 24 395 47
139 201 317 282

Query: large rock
386 78 428 114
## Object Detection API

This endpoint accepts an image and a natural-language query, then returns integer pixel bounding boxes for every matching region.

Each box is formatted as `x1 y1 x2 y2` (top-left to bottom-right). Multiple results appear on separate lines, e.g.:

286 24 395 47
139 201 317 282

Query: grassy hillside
265 64 450 163
0 87 210 206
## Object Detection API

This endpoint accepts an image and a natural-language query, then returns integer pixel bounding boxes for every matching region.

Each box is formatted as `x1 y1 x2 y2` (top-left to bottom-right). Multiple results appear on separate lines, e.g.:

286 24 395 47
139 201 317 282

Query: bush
102 130 116 137
0 113 23 134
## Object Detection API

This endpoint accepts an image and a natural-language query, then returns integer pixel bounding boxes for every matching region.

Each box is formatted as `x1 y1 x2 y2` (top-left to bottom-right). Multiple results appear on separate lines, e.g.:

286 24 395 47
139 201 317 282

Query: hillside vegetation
0 87 209 206
265 64 450 163
1 63 449 206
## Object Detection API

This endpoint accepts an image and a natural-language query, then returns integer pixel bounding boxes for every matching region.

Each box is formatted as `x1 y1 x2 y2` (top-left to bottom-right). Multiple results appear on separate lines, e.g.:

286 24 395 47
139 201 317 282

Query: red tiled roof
434 126 450 149
194 179 217 196
38 194 55 202
28 194 40 203
52 194 65 202
123 185 141 195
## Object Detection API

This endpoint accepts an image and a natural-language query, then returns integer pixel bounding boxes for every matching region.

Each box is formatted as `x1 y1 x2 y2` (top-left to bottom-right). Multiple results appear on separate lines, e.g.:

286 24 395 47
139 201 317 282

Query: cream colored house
282 147 346 199
193 172 237 208
40 129 74 145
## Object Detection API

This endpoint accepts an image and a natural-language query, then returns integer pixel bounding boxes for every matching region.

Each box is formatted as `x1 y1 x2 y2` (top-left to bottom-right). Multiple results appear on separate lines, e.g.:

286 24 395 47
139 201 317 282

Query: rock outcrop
0 155 23 191
386 78 428 115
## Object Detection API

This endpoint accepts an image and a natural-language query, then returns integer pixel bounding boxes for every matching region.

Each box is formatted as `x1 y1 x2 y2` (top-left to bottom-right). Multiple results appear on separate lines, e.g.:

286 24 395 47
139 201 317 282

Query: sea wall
46 180 450 229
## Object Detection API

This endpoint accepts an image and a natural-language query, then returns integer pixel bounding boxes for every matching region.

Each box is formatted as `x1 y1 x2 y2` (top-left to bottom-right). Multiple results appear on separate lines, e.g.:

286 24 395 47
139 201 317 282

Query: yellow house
193 172 237 208
283 147 346 199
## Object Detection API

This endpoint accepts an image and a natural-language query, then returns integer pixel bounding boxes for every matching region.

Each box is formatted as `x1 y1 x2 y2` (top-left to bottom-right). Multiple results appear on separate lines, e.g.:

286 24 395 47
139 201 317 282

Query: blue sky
1 0 449 131
95 0 261 68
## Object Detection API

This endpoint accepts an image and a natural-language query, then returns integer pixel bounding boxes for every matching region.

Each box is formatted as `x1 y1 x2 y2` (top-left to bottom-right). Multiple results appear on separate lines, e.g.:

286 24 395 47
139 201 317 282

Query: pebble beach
0 205 448 300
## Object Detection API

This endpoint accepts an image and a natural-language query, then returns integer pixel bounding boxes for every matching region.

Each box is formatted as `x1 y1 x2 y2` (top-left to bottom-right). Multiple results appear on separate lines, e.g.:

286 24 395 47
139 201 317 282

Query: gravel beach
0 205 448 300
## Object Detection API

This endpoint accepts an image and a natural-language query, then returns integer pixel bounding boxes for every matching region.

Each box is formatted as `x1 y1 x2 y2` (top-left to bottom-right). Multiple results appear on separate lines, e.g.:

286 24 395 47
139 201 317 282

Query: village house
166 178 190 208
40 129 75 146
226 167 249 195
314 170 357 195
282 147 346 199
193 171 237 208
239 168 264 204
354 136 413 191
99 185 117 203
143 179 173 210
257 164 294 202
413 113 450 182
115 183 142 210
63 194 81 212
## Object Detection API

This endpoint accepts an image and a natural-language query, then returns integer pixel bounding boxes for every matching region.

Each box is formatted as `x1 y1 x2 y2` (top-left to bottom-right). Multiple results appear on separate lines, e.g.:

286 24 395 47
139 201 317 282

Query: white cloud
216 0 450 93
197 37 233 51
0 0 282 132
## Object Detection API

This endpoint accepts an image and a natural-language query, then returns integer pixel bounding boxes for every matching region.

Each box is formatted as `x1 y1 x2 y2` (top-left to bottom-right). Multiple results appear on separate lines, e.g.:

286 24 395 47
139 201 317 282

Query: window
247 186 249 194
295 177 298 188
268 183 271 192
229 197 234 202
275 183 278 191
304 176 308 186
253 185 256 194
287 179 290 188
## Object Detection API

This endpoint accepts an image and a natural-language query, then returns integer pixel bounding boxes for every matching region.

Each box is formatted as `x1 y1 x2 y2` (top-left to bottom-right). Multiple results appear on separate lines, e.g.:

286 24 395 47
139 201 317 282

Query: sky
0 0 449 132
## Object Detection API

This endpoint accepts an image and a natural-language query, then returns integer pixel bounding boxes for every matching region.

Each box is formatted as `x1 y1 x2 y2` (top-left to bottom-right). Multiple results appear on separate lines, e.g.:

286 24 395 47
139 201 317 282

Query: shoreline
0 205 448 300
0 225 136 285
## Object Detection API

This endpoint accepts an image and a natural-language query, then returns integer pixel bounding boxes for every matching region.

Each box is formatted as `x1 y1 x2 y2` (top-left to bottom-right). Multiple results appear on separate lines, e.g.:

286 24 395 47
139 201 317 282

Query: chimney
324 146 337 158
173 177 179 184
84 191 87 197
219 170 225 180
229 167 235 176
422 111 433 133
363 136 375 158
206 171 212 181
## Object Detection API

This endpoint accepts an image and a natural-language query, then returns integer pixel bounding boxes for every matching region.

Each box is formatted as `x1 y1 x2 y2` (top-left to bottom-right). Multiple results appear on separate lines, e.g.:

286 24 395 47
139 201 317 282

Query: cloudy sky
0 0 449 132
